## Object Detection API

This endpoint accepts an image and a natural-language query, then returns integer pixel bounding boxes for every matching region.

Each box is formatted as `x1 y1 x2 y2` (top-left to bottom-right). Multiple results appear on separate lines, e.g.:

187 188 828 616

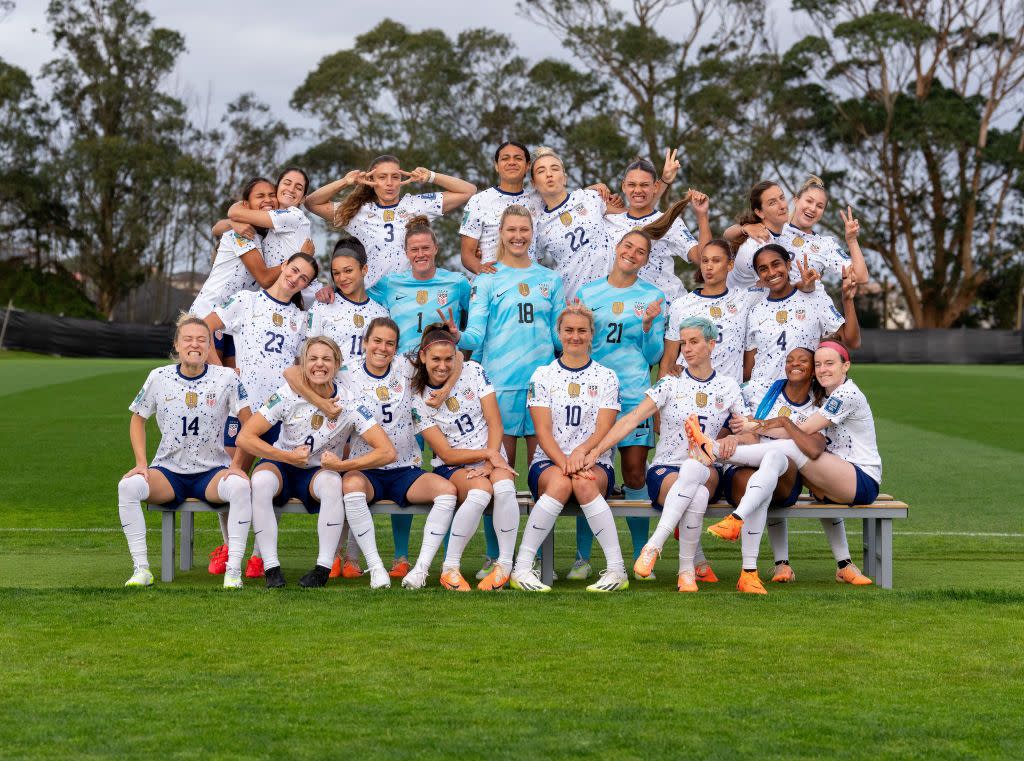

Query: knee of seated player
541 474 573 504
571 478 601 504
251 467 281 495
313 469 342 495
342 471 370 494
471 477 494 495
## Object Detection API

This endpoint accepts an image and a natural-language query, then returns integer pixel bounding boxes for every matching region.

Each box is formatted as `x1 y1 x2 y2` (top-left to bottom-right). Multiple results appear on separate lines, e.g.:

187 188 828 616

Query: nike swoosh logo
832 520 843 525
452 532 467 538
327 522 341 526
767 520 782 527
239 520 250 525
430 531 445 536
595 528 604 536
499 528 515 533
495 288 512 298
686 525 699 529
358 529 369 537
531 524 544 530
745 530 759 535
394 294 407 300
254 530 262 536
121 523 131 528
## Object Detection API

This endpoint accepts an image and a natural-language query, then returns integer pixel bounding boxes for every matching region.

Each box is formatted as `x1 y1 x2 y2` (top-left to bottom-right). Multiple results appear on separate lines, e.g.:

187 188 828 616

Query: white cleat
124 566 154 588
368 564 392 589
510 568 551 592
566 558 593 580
586 569 630 593
223 570 243 589
401 567 428 589
475 557 495 580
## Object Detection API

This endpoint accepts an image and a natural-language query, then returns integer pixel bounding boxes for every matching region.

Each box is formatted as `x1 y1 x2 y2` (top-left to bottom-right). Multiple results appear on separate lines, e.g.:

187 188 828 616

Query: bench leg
541 530 555 586
862 518 878 579
878 518 893 589
161 511 176 583
180 511 194 571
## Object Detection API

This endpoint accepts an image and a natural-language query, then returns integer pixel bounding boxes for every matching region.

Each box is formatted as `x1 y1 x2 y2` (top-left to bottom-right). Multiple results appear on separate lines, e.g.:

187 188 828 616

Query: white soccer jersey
129 364 250 474
307 294 390 363
604 210 696 301
667 288 757 383
190 231 260 317
214 290 309 410
745 289 845 387
645 370 749 467
819 378 882 483
341 193 444 288
412 361 496 467
533 188 613 301
778 223 851 282
527 359 620 467
743 381 820 438
347 354 422 469
263 206 320 304
459 187 542 265
259 383 377 468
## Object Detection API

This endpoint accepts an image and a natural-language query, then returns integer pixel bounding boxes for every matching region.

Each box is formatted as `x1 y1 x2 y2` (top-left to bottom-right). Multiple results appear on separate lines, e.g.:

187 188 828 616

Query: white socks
728 439 808 470
513 495 563 576
312 471 344 570
251 469 281 570
678 485 710 573
491 479 520 568
216 474 252 575
118 474 150 568
579 496 625 575
443 489 491 570
217 511 230 544
344 491 384 571
649 459 710 549
822 517 851 562
412 494 458 573
768 518 789 562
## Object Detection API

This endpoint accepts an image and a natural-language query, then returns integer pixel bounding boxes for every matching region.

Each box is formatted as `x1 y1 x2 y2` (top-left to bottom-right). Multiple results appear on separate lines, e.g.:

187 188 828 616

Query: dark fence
1 307 1022 362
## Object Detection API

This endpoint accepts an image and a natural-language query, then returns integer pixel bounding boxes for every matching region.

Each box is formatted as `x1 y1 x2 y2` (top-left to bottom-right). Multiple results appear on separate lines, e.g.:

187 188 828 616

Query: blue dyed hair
678 316 717 341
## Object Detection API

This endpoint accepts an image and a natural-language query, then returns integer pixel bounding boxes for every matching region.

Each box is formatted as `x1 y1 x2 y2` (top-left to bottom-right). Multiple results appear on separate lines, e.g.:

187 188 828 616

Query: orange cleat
389 557 411 578
771 563 796 583
677 570 698 593
244 556 264 578
737 569 767 595
633 544 661 578
477 562 510 591
684 413 716 466
695 561 719 583
439 567 472 592
207 544 228 575
341 559 364 579
835 563 872 586
707 514 743 542
329 556 342 579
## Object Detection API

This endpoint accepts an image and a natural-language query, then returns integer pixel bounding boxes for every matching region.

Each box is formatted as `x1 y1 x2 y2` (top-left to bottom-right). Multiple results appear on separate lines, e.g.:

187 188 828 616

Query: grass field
2 355 1023 759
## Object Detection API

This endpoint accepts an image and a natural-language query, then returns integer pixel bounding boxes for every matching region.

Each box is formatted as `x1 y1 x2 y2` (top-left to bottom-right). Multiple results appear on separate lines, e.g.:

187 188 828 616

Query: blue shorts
433 463 462 480
224 418 281 448
617 404 654 449
214 331 236 359
152 466 226 508
816 465 880 506
527 459 615 500
261 460 323 514
720 467 804 508
497 389 534 438
363 466 426 507
646 463 725 511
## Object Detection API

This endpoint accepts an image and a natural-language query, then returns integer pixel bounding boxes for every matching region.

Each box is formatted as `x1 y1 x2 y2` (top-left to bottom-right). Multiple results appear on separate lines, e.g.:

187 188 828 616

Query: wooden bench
147 493 907 588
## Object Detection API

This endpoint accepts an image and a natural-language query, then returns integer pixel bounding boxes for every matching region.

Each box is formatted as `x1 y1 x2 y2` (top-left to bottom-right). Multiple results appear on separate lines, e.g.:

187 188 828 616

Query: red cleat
244 556 264 578
207 544 228 575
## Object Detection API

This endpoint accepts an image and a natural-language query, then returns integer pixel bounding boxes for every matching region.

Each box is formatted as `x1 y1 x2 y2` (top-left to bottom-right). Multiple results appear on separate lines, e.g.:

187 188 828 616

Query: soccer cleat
510 569 551 593
475 557 496 580
389 557 411 578
223 570 243 589
566 558 593 580
401 567 428 589
439 567 471 592
264 565 286 589
684 413 717 465
124 566 153 588
737 570 767 595
244 556 264 579
707 515 743 542
835 563 873 586
586 569 629 593
633 570 657 581
677 570 698 593
477 562 511 591
299 565 331 588
341 559 364 579
207 544 228 575
771 563 796 583
695 561 719 582
369 564 392 589
633 544 660 578
329 556 342 579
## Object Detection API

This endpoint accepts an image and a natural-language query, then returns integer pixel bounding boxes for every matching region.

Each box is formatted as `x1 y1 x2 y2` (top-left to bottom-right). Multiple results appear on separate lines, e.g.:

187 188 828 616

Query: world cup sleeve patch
237 382 248 400
825 397 842 415
357 405 374 421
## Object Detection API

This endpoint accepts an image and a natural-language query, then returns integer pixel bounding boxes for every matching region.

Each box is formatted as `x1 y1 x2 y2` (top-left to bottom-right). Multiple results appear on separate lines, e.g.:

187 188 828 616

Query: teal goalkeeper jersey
578 277 666 406
369 268 470 355
459 261 564 392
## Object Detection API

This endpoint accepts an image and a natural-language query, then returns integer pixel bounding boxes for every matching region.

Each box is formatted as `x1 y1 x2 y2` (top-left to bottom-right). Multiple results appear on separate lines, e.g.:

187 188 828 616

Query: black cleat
299 565 331 588
265 565 286 589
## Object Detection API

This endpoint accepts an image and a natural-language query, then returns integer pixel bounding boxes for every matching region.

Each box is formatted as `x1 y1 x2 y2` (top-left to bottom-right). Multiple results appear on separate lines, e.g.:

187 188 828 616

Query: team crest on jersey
464 388 475 401
587 384 598 398
382 210 395 223
779 406 792 418
567 382 581 398
574 203 588 217
437 289 449 307
205 392 217 407
726 302 738 315
227 420 239 438
695 391 708 408
633 302 646 318
810 243 820 254
311 414 324 430
825 397 842 415
612 301 624 315
416 290 428 305
559 211 573 226
792 236 805 248
290 318 298 332
272 313 284 327
710 305 723 319
715 395 724 410
389 378 402 392
376 386 390 401
185 391 199 409
353 314 365 328
518 283 530 297
445 397 460 413
539 284 550 298
796 309 806 321
775 310 788 324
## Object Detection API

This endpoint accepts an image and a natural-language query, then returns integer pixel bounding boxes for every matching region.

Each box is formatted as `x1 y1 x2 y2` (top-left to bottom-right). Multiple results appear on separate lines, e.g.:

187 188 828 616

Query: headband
817 341 850 362
422 336 455 351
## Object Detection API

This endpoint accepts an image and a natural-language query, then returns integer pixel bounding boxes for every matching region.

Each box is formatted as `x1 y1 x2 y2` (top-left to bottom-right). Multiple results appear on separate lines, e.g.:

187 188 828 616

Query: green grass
2 359 1024 759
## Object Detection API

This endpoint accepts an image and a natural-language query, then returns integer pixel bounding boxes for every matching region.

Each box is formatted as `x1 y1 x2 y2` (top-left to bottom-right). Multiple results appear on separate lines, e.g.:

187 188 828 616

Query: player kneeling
118 316 253 588
237 337 395 589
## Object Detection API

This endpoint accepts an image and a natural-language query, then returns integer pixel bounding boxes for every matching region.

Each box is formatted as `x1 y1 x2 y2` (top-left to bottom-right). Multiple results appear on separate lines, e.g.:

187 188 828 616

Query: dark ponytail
642 194 692 241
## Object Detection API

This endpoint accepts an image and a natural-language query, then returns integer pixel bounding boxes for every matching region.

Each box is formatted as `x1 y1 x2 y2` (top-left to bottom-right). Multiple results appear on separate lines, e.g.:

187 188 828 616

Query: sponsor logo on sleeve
421 193 437 200
825 397 842 415
133 388 146 405
267 393 282 408
357 405 374 421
